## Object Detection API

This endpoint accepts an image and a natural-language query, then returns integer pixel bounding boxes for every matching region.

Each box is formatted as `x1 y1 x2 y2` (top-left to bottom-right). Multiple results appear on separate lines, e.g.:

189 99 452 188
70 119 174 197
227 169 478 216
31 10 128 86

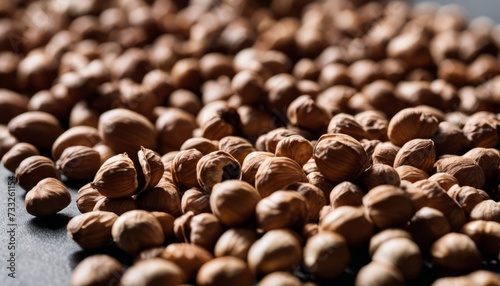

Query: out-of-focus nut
406 207 451 248
196 256 253 286
162 243 213 282
67 211 118 249
329 181 364 208
320 206 374 247
430 233 482 276
434 156 485 189
120 258 186 286
393 139 436 173
363 185 415 229
255 190 308 231
2 142 39 173
355 261 405 286
369 229 413 257
214 228 257 261
303 232 350 279
372 237 422 280
15 155 60 191
25 178 71 216
387 108 439 147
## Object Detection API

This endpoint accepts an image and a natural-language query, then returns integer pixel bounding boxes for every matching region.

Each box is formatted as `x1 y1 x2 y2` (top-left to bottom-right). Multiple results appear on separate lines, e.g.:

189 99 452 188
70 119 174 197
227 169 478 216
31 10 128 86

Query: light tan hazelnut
70 255 123 286
255 157 308 198
196 151 241 193
93 196 137 216
120 258 186 286
25 178 71 216
329 181 364 208
320 206 374 247
285 182 326 222
275 135 313 166
363 185 415 229
393 138 436 173
210 180 261 227
67 211 118 249
15 155 60 191
372 237 423 280
111 210 164 255
196 257 253 286
76 182 104 213
2 142 39 173
247 229 302 277
181 188 211 215
214 228 257 261
303 231 350 279
430 233 482 276
255 190 308 232
162 243 213 282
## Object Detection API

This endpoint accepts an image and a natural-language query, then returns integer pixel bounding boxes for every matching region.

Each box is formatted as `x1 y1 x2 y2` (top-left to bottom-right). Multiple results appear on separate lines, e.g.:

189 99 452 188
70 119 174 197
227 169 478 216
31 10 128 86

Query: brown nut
8 111 63 151
181 187 211 215
171 149 203 190
15 155 60 191
287 95 330 132
360 164 401 190
218 136 255 165
469 200 500 223
430 233 482 276
98 108 157 159
255 157 308 198
135 147 164 194
76 182 104 214
372 142 400 166
67 211 118 249
256 190 308 232
70 254 123 286
432 121 469 156
258 272 302 286
180 137 218 155
320 206 374 247
196 256 253 286
196 151 241 193
363 185 415 229
327 113 367 141
92 153 138 199
406 207 451 248
393 139 436 173
111 210 164 255
461 220 500 259
120 258 186 286
447 185 485 214
93 196 137 216
303 231 350 279
247 229 302 277
161 243 213 282
463 148 500 180
0 89 28 125
241 151 274 186
275 135 313 166
285 182 326 223
214 228 258 261
428 172 459 191
372 237 423 280
156 107 197 152
434 156 485 189
174 212 224 252
355 261 405 286
210 180 261 227
387 108 439 147
395 165 429 183
57 145 101 180
150 211 175 240
135 184 182 217
313 134 369 183
1 142 39 173
369 229 413 257
329 181 364 208
355 110 389 141
25 178 71 217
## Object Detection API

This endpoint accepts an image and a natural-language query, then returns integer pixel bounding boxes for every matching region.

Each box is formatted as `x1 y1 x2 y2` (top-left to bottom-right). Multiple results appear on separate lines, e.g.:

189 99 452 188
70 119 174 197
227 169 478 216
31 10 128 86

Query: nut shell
92 153 138 198
25 178 71 216
67 211 118 249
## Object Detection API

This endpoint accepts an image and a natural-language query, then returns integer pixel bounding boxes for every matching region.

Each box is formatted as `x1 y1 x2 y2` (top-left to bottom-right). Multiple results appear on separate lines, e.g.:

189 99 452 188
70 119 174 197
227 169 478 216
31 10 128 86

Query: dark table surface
1 1 500 285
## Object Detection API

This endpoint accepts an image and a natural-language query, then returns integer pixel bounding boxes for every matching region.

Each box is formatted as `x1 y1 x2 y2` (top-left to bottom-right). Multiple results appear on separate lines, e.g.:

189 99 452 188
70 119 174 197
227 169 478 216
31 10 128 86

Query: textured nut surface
92 153 138 198
2 142 39 173
120 258 186 286
303 231 350 279
196 151 241 193
8 111 63 150
111 210 164 255
196 256 254 286
430 233 482 276
70 255 123 286
255 190 308 231
15 155 60 191
25 178 71 216
57 145 101 180
67 211 118 249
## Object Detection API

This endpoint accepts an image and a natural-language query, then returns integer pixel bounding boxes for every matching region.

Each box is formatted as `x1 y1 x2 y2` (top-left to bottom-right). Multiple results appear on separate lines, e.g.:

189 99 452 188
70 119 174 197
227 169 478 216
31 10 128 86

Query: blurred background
413 0 500 22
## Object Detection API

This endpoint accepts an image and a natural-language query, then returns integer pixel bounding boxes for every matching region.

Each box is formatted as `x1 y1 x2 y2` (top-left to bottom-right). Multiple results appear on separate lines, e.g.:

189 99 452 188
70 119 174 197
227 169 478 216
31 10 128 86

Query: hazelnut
218 136 255 165
387 108 439 147
135 147 164 194
285 182 326 222
135 185 182 217
430 233 482 276
372 142 400 166
214 228 257 261
395 165 429 183
156 108 197 152
463 148 500 180
120 258 186 286
181 187 211 215
303 231 350 279
247 229 302 277
469 200 500 223
372 237 422 280
461 220 500 259
407 207 451 248
320 206 374 247
162 243 213 282
275 135 313 166
0 89 28 125
98 108 157 159
258 272 302 286
428 173 459 191
67 211 118 249
8 111 63 151
196 257 253 286
210 180 260 227
171 149 203 190
255 157 308 198
447 185 485 214
150 211 175 240
57 145 101 180
329 181 364 208
462 116 499 148
363 185 415 229
241 151 274 186
111 210 164 255
313 134 369 183
327 113 367 141
25 178 71 217
180 138 218 155
196 151 241 193
393 139 436 173
287 95 330 132
174 212 224 252
15 155 60 191
92 153 138 199
1 142 39 173
369 229 413 257
355 261 405 286
93 196 137 216
76 183 104 214
256 190 308 232
360 164 401 190
434 156 485 189
354 110 389 140
70 255 123 286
